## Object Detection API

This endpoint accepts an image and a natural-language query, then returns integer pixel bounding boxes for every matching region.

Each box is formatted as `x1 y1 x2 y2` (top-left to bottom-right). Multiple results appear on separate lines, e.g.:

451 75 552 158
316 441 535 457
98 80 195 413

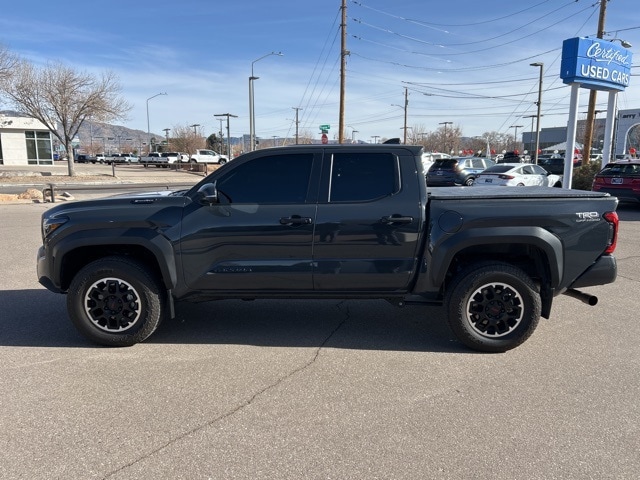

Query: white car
474 163 562 187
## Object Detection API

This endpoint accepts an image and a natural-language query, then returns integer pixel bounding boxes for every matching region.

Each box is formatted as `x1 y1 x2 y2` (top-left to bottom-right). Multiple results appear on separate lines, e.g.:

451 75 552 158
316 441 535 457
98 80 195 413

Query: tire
67 257 164 347
190 159 197 164
218 158 227 165
445 262 541 353
463 177 474 186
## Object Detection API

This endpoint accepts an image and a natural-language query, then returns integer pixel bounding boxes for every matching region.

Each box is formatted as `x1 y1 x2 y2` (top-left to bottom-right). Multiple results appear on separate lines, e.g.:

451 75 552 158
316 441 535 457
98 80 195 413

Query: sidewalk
0 162 213 203
0 162 212 185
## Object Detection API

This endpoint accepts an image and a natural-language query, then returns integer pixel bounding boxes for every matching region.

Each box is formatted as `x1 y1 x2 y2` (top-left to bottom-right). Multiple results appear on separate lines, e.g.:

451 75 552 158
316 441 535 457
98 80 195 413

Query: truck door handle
380 215 413 225
280 216 313 225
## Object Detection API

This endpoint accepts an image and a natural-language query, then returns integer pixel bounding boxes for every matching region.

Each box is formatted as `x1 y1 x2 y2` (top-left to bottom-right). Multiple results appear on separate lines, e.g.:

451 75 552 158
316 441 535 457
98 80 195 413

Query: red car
592 159 640 203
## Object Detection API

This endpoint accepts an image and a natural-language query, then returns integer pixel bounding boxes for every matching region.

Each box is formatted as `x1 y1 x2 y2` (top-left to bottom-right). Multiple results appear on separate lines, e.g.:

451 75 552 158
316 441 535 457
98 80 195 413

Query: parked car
421 152 451 173
592 159 640 203
498 151 531 163
95 154 106 164
140 152 166 167
161 152 183 164
189 149 229 164
474 163 562 187
107 153 139 164
426 157 495 186
75 154 95 163
537 154 565 175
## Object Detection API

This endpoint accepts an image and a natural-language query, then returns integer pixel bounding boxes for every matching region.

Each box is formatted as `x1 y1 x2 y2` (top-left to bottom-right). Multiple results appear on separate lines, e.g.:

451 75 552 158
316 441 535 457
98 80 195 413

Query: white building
0 113 54 166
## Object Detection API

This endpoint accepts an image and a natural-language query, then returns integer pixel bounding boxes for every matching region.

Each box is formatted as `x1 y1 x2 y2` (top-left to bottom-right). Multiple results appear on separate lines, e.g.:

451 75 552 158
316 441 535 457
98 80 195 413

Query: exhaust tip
564 288 598 306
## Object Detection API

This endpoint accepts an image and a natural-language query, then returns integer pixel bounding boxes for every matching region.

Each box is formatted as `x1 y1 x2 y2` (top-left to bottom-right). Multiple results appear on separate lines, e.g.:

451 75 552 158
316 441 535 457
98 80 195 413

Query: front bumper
37 245 64 293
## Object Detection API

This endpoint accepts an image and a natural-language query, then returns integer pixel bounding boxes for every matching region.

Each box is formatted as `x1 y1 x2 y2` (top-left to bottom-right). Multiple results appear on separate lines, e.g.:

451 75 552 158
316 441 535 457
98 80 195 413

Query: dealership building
0 113 54 166
522 108 640 156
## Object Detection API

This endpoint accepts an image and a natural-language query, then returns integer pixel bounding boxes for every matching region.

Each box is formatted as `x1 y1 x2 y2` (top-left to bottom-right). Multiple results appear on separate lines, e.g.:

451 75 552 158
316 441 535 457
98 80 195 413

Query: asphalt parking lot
1 185 639 478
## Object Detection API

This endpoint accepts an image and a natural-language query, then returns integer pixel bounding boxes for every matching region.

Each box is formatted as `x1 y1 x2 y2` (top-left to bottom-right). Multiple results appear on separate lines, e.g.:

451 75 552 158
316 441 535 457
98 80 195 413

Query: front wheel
463 177 474 186
218 158 228 165
67 257 164 347
445 262 541 353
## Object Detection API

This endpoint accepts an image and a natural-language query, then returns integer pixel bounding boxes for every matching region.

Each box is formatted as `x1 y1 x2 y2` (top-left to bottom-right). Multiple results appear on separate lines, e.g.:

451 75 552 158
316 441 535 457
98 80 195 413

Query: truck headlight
42 216 68 239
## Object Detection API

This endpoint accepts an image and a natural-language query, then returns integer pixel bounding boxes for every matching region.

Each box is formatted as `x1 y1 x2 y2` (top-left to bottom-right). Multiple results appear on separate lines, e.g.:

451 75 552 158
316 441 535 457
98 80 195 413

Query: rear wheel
67 257 164 347
445 262 541 352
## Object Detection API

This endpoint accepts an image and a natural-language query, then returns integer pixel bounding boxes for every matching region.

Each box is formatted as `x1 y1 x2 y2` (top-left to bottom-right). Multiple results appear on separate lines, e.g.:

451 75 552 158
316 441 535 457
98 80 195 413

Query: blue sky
1 0 639 144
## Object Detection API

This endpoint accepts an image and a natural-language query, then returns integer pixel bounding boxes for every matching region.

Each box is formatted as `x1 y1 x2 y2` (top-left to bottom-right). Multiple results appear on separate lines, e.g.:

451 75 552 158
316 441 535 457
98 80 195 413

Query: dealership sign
560 37 632 91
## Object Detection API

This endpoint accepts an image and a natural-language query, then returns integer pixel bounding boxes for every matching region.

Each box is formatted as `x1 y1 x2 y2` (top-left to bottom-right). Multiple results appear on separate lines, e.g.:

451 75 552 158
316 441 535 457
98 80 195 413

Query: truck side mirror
197 182 219 205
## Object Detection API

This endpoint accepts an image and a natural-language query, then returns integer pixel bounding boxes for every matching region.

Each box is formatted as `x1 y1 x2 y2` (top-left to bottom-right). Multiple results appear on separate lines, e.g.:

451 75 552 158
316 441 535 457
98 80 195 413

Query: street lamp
439 121 452 154
530 62 544 162
510 125 524 151
249 52 283 151
146 92 167 154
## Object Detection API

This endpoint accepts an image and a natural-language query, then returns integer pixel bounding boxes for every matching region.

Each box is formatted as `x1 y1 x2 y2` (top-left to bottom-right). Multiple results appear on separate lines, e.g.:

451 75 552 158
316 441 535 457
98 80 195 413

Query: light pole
439 121 452 154
510 125 523 151
146 92 167 154
530 62 543 162
249 52 283 151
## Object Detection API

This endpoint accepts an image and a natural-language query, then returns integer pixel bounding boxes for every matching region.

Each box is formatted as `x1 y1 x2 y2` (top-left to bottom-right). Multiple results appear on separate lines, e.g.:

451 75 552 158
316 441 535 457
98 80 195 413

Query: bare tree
0 44 17 83
170 123 206 156
0 59 130 176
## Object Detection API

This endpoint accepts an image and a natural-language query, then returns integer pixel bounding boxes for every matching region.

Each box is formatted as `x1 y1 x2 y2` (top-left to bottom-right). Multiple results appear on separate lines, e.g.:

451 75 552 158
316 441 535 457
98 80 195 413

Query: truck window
216 153 313 204
329 152 398 202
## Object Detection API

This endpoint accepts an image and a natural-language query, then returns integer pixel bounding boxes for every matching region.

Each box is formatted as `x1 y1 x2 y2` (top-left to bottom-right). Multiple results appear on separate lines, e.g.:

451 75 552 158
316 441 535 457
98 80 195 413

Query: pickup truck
189 149 229 164
140 152 165 168
37 145 619 352
107 153 139 164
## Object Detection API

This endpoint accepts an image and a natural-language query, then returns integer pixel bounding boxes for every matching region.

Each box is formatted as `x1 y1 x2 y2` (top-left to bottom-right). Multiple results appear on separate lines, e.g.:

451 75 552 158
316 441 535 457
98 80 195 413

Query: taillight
499 175 515 180
603 211 618 254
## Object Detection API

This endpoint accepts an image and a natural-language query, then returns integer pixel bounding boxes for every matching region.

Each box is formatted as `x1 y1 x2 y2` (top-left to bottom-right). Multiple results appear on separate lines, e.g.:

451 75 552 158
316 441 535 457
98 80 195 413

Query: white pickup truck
189 149 229 164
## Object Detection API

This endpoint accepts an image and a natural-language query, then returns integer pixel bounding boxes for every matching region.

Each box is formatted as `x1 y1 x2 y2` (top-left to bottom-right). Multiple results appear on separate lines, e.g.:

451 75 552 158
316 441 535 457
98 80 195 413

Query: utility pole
162 128 170 151
402 87 409 144
214 113 238 158
292 107 302 144
338 0 348 144
583 0 607 160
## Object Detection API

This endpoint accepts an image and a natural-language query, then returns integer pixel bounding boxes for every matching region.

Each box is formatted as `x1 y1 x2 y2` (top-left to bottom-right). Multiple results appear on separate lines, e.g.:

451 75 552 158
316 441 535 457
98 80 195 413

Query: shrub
571 161 603 191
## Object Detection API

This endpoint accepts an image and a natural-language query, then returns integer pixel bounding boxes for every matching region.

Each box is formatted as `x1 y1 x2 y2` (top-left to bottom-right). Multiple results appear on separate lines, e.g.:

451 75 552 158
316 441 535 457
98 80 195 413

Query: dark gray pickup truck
37 145 619 352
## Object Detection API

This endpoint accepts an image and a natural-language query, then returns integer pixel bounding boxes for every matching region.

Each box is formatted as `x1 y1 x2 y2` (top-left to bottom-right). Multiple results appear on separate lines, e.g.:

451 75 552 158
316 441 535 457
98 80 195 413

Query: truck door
313 150 424 291
179 151 320 292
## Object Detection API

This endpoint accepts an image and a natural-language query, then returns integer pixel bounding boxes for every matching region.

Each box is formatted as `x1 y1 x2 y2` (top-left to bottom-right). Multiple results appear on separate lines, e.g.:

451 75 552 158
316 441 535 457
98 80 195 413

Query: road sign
320 124 330 131
321 133 328 144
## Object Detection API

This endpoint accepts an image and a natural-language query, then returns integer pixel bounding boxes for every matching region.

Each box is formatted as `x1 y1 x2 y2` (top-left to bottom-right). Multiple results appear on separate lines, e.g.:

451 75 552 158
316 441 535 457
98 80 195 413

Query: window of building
26 131 53 165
